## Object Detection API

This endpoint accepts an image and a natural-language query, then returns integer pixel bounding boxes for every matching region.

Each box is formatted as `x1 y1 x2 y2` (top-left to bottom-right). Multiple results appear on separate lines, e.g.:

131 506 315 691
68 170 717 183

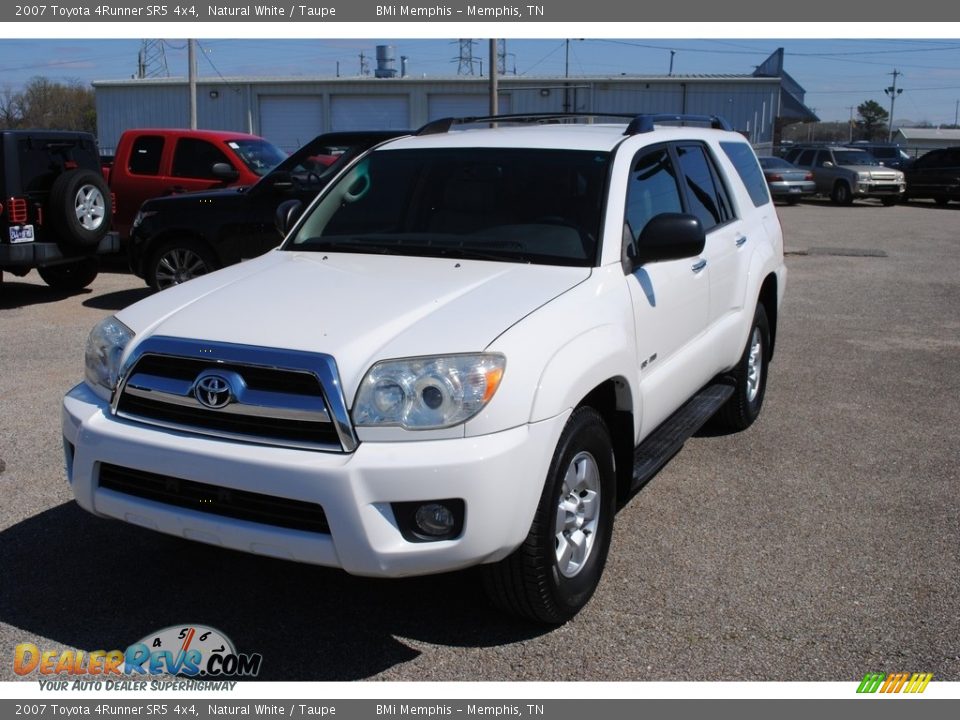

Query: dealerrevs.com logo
14 624 262 680
856 672 933 694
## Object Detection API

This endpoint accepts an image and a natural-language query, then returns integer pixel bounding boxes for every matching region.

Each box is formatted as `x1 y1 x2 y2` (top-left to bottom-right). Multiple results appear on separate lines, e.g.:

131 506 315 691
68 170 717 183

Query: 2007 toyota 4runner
63 113 786 623
1 130 119 291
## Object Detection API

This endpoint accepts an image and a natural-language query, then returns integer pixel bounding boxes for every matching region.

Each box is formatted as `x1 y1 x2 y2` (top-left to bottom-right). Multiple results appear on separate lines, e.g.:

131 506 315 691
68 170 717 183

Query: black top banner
1 0 955 22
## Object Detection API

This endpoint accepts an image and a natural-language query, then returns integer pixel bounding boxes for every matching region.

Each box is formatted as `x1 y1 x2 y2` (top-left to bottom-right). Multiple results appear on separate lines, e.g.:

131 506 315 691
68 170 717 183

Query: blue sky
2 37 960 124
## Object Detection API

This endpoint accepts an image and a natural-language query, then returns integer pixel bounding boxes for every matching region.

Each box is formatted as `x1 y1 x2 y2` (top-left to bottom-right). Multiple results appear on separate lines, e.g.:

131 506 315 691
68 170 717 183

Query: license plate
9 224 34 243
789 187 801 193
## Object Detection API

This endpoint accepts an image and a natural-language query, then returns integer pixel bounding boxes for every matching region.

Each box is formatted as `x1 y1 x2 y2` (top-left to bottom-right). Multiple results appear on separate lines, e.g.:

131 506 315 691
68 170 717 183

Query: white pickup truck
63 114 786 624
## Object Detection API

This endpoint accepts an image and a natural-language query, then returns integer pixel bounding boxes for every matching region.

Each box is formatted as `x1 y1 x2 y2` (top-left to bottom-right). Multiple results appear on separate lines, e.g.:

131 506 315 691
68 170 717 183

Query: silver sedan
758 156 816 204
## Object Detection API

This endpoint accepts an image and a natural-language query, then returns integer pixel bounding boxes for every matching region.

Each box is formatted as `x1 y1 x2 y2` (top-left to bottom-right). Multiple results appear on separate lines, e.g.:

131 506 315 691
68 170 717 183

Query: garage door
259 95 323 152
330 95 409 131
428 94 510 120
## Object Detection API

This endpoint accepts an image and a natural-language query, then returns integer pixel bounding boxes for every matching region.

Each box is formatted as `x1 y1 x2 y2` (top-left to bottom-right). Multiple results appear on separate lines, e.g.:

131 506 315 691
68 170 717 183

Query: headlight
84 316 134 398
353 354 506 430
857 172 871 181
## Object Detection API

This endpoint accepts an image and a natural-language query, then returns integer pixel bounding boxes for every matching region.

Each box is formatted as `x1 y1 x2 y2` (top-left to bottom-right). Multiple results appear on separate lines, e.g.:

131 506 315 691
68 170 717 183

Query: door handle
691 259 707 274
736 236 748 247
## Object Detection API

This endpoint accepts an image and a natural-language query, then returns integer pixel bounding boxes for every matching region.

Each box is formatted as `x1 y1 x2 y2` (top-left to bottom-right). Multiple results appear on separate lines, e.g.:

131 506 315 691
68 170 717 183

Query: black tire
831 182 854 205
482 407 616 624
147 240 218 291
785 197 800 206
713 303 771 432
934 196 950 206
37 258 99 291
880 197 898 206
47 170 112 248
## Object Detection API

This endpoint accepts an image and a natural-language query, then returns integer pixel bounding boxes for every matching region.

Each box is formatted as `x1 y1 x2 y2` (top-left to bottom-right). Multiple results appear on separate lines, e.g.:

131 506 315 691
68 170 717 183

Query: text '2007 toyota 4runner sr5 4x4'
63 114 786 623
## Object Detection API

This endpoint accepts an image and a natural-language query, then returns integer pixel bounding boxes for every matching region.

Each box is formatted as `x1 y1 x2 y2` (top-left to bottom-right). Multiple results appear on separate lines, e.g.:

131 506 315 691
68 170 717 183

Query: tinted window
624 147 683 241
721 141 770 208
796 149 816 166
288 147 610 267
676 143 734 232
172 138 232 179
915 150 948 169
128 135 164 175
16 136 100 193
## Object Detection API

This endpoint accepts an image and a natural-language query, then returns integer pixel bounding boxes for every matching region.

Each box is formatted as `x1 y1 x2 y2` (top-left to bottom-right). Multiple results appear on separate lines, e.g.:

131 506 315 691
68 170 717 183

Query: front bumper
852 180 905 197
63 382 567 577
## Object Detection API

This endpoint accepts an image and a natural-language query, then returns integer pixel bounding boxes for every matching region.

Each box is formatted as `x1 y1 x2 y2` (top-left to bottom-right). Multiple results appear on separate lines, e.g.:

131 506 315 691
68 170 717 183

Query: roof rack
415 112 733 137
623 114 732 135
416 112 640 136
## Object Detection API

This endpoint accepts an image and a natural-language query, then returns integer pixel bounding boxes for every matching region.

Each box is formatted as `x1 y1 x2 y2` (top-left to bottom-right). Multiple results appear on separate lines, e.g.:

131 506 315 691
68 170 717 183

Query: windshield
228 139 288 176
284 147 611 267
832 150 879 166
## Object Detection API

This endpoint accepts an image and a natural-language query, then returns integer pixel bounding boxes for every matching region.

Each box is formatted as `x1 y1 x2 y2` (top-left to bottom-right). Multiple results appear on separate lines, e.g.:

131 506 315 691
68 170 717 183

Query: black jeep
1 130 119 291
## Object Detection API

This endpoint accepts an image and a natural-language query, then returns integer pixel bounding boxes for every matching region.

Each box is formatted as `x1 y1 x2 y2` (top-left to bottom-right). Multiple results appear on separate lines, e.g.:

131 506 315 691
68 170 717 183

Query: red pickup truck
105 129 287 240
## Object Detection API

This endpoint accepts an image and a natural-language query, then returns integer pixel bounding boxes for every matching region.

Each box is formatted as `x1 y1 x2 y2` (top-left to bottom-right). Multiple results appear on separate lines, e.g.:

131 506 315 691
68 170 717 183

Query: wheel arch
758 272 779 361
577 379 636 508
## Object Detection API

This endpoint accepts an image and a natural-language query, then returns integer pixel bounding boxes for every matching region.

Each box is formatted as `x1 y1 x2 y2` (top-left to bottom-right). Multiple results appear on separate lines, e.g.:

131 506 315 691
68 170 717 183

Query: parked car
63 113 786 624
128 131 406 290
1 130 119 291
757 156 815 204
846 142 913 170
783 144 905 205
902 146 960 205
105 128 287 241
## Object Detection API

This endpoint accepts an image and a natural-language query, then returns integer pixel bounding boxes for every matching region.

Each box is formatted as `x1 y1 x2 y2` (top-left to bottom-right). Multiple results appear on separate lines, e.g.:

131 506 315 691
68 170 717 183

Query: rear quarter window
720 141 770 208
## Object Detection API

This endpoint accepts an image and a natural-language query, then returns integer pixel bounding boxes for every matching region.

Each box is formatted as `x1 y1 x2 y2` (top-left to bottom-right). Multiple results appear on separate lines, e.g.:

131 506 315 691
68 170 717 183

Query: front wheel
482 407 616 624
831 182 853 205
880 197 899 206
713 303 770 432
147 240 218 291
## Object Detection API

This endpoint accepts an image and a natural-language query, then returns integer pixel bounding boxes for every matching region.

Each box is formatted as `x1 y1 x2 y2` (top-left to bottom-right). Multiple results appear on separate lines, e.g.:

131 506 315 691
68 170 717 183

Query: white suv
63 114 786 623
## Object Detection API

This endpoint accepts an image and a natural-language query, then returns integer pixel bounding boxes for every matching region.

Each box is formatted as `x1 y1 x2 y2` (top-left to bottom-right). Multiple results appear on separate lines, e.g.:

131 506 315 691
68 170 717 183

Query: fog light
414 503 455 536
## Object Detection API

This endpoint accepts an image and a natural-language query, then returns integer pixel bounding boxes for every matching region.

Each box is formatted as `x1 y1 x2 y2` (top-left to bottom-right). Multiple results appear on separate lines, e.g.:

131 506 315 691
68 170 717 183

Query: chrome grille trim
112 336 358 453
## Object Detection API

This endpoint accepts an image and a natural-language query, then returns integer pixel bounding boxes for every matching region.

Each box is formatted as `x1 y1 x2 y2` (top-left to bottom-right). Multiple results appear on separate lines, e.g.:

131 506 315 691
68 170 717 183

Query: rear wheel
482 407 616 624
147 240 218 291
713 303 770 432
934 196 950 206
881 197 898 206
37 258 99 291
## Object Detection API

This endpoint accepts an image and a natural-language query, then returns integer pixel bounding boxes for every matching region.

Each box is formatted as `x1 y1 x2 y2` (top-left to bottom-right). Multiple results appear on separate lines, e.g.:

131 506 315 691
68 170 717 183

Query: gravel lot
1 198 957 682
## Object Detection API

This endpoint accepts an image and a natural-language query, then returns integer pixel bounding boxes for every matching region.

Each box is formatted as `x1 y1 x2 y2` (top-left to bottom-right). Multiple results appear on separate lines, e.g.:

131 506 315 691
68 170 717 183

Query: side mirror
626 213 705 272
275 199 303 237
822 161 834 168
212 162 240 182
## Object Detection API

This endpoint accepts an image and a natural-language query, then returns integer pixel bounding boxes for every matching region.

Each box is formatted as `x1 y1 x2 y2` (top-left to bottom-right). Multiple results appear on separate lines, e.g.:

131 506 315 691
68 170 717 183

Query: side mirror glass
275 199 304 237
211 162 240 182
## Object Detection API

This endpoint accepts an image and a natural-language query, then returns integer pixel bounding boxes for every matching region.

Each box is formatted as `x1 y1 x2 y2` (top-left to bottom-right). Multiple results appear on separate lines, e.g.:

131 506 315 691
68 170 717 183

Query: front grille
99 463 330 534
116 393 341 445
130 354 323 395
112 339 357 453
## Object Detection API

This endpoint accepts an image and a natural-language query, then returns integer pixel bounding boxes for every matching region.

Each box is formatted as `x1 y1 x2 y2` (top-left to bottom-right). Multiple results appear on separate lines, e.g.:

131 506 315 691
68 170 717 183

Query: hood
117 250 590 401
142 185 250 210
843 164 903 178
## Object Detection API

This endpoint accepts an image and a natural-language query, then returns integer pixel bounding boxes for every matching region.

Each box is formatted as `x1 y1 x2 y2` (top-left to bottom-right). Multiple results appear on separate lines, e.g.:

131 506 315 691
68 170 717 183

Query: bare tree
0 77 96 133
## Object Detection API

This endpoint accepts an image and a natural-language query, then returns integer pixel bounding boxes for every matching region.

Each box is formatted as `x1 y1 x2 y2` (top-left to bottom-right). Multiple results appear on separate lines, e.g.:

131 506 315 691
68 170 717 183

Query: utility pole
564 39 571 113
884 69 903 142
848 106 855 142
955 99 958 128
188 39 197 130
489 39 499 117
669 50 675 76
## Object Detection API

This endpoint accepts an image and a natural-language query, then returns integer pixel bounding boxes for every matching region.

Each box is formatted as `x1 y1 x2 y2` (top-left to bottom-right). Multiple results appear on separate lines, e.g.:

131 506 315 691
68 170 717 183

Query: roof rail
624 114 733 135
415 112 646 136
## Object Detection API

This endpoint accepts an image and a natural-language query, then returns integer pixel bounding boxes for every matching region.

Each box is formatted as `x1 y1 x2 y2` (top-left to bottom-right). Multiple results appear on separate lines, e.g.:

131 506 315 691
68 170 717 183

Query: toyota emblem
194 373 233 409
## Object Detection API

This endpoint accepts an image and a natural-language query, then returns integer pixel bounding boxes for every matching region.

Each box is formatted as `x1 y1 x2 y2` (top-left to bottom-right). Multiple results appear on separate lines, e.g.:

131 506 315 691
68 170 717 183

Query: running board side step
631 383 734 493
